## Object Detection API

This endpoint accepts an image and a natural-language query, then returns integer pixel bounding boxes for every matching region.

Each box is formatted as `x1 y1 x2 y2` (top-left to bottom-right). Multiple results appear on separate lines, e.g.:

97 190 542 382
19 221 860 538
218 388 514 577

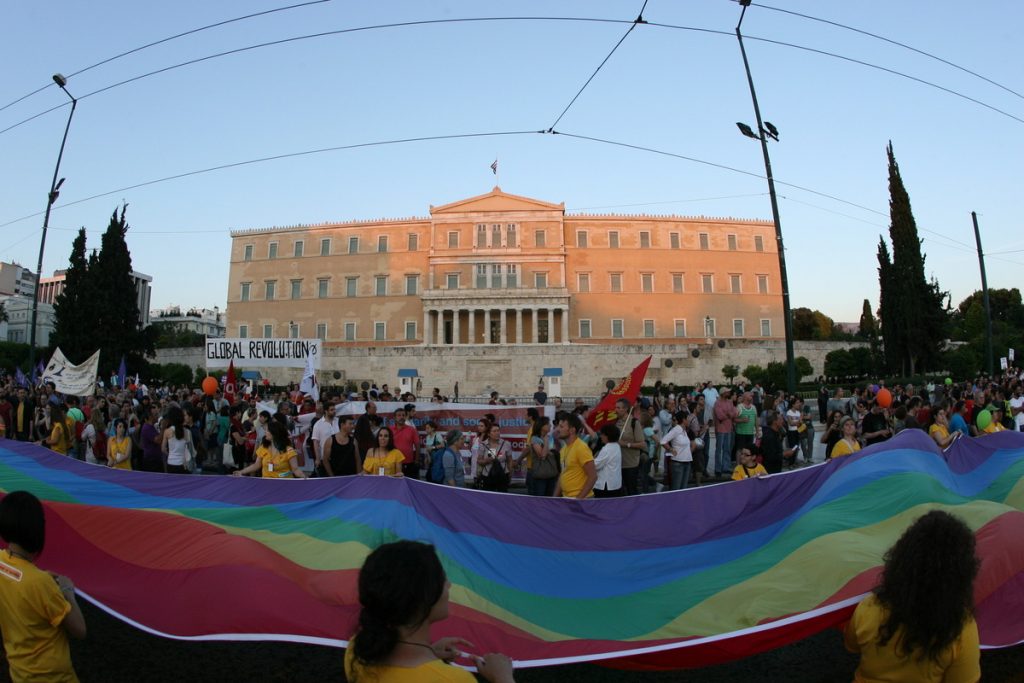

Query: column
531 308 539 344
500 309 507 344
561 307 570 344
468 308 476 345
484 309 491 344
515 308 523 344
423 308 432 346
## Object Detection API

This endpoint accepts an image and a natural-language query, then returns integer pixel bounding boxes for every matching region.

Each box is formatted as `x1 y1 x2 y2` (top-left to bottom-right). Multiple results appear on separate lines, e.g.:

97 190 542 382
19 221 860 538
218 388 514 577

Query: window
268 242 278 259
643 319 655 338
447 272 460 290
733 319 745 337
535 272 547 289
317 278 329 299
290 280 302 300
346 277 358 297
611 319 624 338
704 318 716 337
578 273 590 293
607 231 619 248
448 231 459 248
672 273 684 293
534 229 546 247
320 238 331 256
755 235 765 252
265 281 276 300
641 273 654 293
377 236 388 253
506 264 518 288
405 274 419 296
240 282 251 302
348 236 359 254
674 320 686 338
727 234 737 251
670 232 680 249
316 323 327 340
610 273 622 292
239 325 248 338
757 274 768 294
263 324 273 338
476 264 487 289
491 264 502 288
243 244 253 261
491 224 501 247
699 233 709 250
701 274 713 293
761 319 772 337
294 240 304 257
289 323 300 339
576 231 588 248
375 275 388 296
640 231 651 248
405 321 416 341
344 322 356 341
506 224 517 247
477 224 487 247
730 274 741 294
374 322 386 341
407 233 418 251
579 319 592 338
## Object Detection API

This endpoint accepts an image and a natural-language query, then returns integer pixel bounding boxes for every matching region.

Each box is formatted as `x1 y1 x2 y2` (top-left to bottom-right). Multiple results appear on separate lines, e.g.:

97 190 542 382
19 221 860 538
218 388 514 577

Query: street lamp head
52 73 68 87
763 121 780 140
736 122 759 139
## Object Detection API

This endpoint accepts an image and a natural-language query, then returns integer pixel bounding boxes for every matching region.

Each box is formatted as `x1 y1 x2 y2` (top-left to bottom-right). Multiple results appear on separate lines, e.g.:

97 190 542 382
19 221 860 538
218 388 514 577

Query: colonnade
423 306 570 345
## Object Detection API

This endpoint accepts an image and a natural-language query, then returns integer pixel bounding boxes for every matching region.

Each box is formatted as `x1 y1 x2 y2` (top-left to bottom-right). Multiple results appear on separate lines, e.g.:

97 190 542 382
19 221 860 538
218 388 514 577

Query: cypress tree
876 238 902 372
858 299 877 339
50 228 95 362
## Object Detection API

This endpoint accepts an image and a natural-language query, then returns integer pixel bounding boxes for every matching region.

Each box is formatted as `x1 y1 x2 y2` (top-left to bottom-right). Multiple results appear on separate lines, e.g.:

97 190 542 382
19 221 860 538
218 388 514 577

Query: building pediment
430 187 564 216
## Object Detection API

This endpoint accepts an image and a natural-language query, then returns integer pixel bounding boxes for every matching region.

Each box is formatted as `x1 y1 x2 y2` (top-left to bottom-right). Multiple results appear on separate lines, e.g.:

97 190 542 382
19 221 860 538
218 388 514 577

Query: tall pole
972 211 994 376
28 77 77 371
736 3 796 393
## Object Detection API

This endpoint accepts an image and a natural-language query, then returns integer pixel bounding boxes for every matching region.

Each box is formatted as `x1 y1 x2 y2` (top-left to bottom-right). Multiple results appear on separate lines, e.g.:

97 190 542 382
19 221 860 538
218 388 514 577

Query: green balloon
945 377 953 385
976 409 992 430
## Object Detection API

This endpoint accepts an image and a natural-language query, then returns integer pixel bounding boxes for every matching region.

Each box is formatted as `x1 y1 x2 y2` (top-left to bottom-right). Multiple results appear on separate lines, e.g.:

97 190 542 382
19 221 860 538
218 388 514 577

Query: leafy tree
151 362 193 386
795 356 813 379
152 323 205 348
722 364 740 383
825 349 855 379
943 346 980 381
875 142 949 375
0 302 7 324
742 364 766 385
792 307 838 340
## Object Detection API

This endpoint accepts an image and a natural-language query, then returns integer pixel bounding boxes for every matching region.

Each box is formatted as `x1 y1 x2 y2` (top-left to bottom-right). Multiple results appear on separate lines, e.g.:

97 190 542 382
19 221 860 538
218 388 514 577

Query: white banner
1001 357 1009 370
41 347 99 397
204 338 321 369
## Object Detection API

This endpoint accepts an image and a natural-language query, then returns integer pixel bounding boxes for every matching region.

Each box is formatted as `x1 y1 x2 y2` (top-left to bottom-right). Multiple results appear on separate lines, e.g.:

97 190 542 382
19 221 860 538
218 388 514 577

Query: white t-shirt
660 425 692 463
310 417 339 461
1010 396 1024 429
593 442 622 492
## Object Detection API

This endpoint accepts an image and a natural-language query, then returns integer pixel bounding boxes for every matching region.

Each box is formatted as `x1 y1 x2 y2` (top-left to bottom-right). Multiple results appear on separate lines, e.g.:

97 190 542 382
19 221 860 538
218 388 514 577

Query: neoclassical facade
226 188 783 348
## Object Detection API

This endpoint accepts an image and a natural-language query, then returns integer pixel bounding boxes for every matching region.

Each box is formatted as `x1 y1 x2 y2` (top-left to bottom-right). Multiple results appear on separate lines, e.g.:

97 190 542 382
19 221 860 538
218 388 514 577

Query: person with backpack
432 430 466 487
423 421 446 483
475 423 511 492
81 410 108 466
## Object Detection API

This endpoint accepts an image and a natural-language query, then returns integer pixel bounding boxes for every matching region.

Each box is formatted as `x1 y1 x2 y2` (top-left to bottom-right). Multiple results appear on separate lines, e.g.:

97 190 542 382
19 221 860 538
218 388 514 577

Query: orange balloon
202 376 219 396
876 387 892 408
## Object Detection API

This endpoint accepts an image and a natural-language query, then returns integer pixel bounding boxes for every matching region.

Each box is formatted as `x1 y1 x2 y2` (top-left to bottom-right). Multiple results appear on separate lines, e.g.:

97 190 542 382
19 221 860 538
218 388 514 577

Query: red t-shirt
391 423 420 464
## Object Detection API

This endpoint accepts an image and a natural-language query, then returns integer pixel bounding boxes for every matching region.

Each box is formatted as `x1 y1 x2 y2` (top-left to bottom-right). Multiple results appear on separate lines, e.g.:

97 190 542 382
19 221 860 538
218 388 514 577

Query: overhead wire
0 0 331 114
569 192 768 211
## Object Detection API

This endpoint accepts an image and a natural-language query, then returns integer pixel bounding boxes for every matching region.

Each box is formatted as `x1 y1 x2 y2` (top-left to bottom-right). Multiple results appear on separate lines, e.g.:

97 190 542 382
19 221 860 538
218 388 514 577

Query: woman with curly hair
844 510 980 682
345 540 514 682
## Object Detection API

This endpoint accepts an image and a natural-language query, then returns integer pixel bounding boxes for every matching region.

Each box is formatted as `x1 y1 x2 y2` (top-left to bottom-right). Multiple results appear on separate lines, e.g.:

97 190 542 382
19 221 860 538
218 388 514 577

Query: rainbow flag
1 431 1022 669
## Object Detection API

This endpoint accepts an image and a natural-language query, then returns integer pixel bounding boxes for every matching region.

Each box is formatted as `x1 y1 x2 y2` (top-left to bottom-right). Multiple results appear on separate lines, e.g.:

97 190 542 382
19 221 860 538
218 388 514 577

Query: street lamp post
28 74 77 371
735 0 796 394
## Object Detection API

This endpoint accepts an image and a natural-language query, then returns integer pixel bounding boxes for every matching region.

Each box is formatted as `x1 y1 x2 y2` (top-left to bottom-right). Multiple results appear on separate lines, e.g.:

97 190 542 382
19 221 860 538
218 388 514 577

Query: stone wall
154 339 866 396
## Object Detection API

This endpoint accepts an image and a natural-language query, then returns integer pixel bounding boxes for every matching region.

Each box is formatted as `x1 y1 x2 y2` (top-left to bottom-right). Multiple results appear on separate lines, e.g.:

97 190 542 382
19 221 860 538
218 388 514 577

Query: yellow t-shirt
831 438 862 458
343 640 474 682
363 448 405 476
0 550 78 683
48 419 74 456
108 436 132 470
982 421 1005 434
257 445 299 478
844 594 979 683
559 438 595 498
731 463 768 480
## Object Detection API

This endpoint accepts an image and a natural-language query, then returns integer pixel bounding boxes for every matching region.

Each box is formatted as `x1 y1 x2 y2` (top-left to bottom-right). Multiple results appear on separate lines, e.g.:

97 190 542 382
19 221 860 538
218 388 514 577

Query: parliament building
226 188 783 352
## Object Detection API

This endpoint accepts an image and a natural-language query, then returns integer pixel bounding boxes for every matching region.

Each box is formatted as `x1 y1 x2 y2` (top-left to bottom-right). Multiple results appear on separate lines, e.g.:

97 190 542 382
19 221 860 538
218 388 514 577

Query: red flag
586 356 653 430
225 361 237 405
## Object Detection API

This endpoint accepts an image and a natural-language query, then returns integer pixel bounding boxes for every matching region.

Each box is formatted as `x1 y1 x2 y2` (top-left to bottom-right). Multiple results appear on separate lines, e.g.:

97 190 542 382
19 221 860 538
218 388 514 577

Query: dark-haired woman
0 490 87 681
844 510 980 682
39 404 73 456
161 405 196 474
345 540 514 683
362 427 405 476
233 420 307 479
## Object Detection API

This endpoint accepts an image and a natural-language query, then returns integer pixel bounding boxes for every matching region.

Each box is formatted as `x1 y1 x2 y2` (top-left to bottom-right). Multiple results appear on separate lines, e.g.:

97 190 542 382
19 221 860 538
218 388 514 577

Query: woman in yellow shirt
106 419 132 470
40 405 74 456
830 417 862 458
345 540 514 683
362 427 406 476
233 421 307 479
845 510 980 683
928 408 959 448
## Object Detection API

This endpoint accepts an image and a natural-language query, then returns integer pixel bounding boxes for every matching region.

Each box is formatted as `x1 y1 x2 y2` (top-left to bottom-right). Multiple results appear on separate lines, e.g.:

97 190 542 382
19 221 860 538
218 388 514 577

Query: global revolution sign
204 338 321 369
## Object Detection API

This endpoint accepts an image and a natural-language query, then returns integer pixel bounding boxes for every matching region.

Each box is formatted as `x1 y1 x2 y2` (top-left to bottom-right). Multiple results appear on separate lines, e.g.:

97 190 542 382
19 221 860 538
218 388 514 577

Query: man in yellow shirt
553 414 596 499
0 491 87 683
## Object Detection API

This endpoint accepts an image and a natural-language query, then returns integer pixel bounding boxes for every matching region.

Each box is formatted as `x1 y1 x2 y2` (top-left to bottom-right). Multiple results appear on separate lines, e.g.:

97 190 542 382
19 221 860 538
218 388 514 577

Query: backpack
91 430 108 459
428 447 449 484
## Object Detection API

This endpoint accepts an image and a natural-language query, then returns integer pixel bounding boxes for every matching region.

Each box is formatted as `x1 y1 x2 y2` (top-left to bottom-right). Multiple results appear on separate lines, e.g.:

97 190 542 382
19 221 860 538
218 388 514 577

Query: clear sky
2 1 1021 323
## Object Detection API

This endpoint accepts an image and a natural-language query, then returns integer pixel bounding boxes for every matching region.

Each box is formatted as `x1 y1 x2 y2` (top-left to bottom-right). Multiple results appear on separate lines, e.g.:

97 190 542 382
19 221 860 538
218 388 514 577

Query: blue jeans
670 460 691 490
715 431 734 475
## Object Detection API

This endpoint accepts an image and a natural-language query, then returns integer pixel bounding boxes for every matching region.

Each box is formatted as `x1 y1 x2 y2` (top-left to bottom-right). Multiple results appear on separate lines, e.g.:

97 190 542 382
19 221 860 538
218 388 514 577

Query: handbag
222 442 236 468
482 449 510 489
533 451 559 480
